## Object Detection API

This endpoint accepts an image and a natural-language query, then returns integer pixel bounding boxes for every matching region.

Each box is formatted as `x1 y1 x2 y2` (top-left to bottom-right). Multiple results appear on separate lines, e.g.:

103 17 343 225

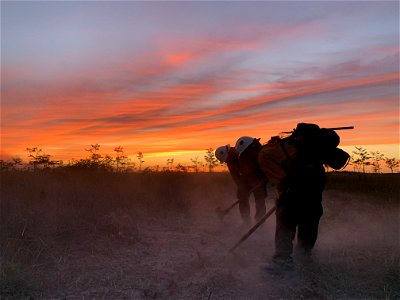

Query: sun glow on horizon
140 150 206 159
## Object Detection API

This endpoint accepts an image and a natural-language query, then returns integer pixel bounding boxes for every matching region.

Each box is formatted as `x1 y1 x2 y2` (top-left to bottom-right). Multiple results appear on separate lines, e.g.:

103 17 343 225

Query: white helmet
215 145 231 163
235 136 254 156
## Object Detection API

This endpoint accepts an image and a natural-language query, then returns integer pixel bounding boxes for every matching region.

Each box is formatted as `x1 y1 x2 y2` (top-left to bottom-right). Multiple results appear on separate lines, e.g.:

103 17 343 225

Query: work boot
295 246 313 265
261 257 294 274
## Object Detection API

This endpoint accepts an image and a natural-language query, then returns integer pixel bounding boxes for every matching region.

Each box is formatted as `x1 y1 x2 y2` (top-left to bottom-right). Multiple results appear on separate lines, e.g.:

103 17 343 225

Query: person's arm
227 162 245 187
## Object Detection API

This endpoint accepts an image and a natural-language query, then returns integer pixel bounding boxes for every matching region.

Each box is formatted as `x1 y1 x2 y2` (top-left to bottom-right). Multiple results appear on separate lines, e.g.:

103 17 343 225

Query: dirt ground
1 172 399 299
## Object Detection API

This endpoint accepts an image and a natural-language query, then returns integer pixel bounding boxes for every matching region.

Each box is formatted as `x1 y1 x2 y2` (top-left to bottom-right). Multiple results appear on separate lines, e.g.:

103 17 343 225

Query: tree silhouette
385 158 399 173
175 163 188 172
190 156 201 173
370 151 385 173
114 146 130 172
166 158 174 171
204 148 219 172
85 144 102 164
137 152 144 171
68 144 117 170
25 147 59 170
352 146 371 174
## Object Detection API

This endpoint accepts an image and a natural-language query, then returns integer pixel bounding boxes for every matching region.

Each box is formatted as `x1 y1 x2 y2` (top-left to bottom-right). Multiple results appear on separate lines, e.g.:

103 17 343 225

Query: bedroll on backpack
318 128 350 169
323 147 350 170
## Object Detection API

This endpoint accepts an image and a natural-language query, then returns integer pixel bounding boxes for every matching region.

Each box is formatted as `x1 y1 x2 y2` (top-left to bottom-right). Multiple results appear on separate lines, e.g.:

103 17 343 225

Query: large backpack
290 123 349 170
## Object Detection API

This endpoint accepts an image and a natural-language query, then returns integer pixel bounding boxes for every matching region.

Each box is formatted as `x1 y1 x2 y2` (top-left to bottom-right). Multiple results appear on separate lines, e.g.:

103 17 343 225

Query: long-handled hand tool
228 205 276 253
215 200 240 220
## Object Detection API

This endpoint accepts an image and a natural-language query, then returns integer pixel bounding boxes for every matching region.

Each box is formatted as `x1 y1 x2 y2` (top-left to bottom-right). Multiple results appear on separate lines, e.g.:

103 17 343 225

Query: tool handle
223 200 240 214
327 126 354 130
281 126 354 134
228 205 276 253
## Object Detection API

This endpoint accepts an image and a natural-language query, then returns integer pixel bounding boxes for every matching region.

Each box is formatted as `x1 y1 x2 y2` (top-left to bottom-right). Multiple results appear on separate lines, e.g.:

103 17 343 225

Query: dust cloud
1 171 399 299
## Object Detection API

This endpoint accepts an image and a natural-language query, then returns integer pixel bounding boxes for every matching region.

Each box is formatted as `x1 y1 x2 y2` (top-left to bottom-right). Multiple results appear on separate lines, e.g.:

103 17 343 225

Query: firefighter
235 124 328 271
215 143 268 224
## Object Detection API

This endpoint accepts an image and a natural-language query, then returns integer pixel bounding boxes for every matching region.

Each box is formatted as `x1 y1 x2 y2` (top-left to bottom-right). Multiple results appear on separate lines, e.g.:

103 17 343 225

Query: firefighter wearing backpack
235 123 349 272
215 143 268 225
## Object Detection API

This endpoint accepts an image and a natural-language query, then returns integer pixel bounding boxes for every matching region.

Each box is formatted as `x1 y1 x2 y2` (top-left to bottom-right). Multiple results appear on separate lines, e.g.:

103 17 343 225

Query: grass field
1 170 399 299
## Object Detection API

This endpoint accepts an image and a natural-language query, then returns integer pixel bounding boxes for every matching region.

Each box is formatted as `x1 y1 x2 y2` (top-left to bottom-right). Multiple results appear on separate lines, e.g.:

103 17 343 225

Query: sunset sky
1 1 399 167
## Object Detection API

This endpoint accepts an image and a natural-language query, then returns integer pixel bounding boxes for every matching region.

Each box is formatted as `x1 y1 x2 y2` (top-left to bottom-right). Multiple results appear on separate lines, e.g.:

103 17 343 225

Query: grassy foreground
1 170 399 299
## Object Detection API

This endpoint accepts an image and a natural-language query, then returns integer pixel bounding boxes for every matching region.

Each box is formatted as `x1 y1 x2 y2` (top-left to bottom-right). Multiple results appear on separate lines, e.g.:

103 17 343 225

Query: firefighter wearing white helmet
215 145 231 163
216 137 268 224
216 144 252 224
235 136 256 156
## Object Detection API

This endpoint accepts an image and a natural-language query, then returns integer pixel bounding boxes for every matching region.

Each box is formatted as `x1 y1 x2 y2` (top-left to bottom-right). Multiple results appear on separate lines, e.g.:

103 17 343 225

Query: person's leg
297 193 323 257
297 217 320 252
236 185 251 224
274 220 295 263
238 197 251 224
271 191 297 269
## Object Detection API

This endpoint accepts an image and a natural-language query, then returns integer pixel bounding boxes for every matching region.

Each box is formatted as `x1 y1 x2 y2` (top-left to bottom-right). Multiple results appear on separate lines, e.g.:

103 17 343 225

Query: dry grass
1 170 399 299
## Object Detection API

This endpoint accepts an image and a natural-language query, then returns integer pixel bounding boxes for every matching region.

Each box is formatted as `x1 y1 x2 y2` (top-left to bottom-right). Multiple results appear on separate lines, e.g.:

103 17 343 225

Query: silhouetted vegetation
351 146 371 173
385 157 400 173
114 146 132 172
136 151 144 171
349 146 398 174
204 148 219 172
26 147 63 170
0 145 398 174
190 156 201 173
